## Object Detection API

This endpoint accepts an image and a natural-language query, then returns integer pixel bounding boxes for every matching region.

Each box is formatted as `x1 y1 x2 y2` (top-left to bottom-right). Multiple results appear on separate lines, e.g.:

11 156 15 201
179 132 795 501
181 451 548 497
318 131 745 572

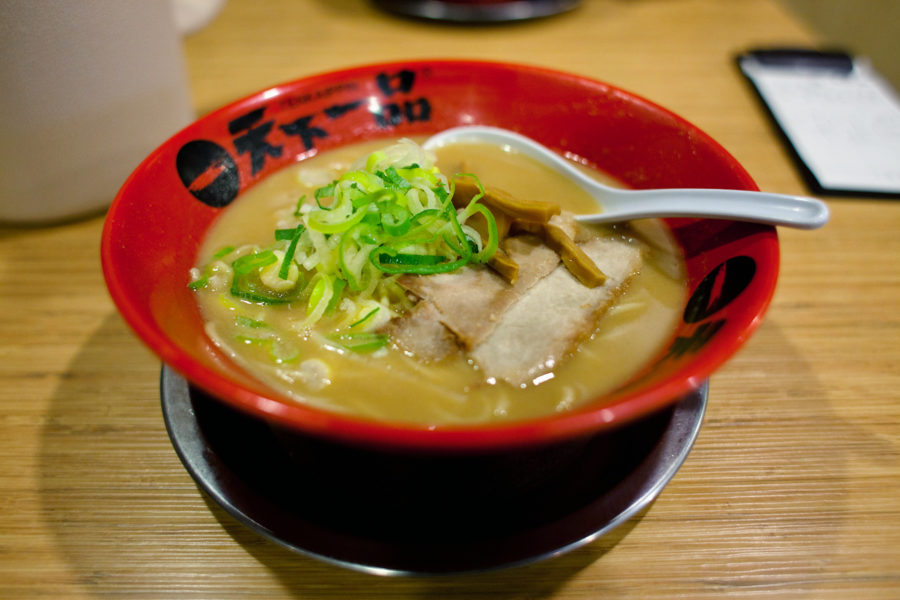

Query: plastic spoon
424 125 829 229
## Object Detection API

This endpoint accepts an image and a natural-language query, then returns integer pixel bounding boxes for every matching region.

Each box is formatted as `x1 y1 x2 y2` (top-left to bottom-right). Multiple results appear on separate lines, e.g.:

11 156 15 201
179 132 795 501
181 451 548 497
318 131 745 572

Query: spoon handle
424 125 829 230
575 187 830 229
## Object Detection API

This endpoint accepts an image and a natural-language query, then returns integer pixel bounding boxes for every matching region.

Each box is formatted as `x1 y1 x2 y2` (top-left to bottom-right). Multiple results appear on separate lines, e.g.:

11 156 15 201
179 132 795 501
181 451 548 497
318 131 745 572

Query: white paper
742 58 900 194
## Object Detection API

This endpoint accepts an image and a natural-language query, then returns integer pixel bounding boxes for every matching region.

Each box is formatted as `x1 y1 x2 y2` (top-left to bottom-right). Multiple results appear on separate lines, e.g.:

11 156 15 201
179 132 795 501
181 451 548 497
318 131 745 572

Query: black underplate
161 366 707 575
372 0 581 23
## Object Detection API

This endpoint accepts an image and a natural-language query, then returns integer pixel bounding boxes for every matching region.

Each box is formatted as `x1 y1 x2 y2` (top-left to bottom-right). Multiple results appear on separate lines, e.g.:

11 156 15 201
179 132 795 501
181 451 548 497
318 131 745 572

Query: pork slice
384 300 460 362
469 236 644 386
397 234 559 349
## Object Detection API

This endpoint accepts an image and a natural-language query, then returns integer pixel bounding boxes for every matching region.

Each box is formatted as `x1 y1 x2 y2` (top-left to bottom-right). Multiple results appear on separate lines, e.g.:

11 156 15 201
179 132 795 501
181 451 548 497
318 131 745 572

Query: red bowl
102 59 778 451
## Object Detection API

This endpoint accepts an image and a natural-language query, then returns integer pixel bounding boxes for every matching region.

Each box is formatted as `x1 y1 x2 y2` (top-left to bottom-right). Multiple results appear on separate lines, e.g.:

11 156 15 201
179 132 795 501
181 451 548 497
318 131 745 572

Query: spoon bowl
424 125 829 229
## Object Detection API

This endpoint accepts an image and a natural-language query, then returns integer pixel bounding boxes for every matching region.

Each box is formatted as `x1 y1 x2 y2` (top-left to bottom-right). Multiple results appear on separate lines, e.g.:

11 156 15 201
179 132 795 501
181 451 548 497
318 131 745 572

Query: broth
192 139 686 425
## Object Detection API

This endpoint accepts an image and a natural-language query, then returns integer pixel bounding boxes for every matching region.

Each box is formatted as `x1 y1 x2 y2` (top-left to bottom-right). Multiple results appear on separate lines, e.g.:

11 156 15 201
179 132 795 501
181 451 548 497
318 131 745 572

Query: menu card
738 49 900 197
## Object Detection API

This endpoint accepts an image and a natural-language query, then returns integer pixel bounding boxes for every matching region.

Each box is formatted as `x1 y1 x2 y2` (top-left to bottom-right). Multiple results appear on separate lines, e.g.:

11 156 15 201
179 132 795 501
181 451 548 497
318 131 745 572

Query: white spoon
424 125 829 229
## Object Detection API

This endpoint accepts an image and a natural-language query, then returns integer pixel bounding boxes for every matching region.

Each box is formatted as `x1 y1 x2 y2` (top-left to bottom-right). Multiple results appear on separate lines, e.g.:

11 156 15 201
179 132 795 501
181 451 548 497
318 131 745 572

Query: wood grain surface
2 0 898 597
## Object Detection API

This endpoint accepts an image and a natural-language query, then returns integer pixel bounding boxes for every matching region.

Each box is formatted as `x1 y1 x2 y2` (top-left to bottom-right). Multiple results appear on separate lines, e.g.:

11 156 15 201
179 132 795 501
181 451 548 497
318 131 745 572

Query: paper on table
741 57 900 195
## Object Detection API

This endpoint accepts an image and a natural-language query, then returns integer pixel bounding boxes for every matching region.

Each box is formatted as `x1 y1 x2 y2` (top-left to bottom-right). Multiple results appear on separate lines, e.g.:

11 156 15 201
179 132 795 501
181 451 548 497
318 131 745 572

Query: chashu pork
389 229 644 386
397 234 560 350
470 235 643 386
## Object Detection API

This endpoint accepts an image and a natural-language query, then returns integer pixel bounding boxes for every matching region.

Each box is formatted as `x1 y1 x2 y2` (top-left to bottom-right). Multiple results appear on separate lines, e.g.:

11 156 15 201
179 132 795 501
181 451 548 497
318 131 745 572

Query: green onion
370 251 467 275
326 332 388 353
306 274 329 316
338 222 378 291
348 307 380 329
199 140 499 336
470 203 499 263
212 245 236 260
365 150 387 171
278 225 304 279
432 186 449 202
314 183 335 201
188 275 209 290
270 339 301 363
275 225 304 241
376 166 412 191
380 202 411 237
230 269 302 304
307 202 369 234
232 251 278 275
441 207 474 260
235 315 268 329
188 245 237 290
235 335 300 364
324 278 347 315
376 252 446 266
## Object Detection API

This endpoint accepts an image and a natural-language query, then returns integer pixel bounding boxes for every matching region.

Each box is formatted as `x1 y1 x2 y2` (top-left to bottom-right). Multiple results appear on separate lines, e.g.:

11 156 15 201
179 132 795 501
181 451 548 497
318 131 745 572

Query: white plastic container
0 0 194 223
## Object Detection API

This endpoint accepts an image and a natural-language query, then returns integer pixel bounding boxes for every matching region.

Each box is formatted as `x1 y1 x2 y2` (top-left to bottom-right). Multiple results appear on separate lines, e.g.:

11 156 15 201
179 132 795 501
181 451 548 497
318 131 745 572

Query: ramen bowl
102 59 778 453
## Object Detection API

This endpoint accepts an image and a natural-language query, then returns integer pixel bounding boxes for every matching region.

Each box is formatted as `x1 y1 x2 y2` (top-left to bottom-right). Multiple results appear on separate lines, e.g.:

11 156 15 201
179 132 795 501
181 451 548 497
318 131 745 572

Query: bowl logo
175 69 433 208
664 254 756 362
175 140 241 207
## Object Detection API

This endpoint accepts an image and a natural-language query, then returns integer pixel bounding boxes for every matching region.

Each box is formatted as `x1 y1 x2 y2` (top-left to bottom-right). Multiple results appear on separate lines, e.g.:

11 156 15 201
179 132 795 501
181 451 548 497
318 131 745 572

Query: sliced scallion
235 315 268 329
348 307 380 329
232 251 278 275
278 225 304 279
189 139 500 351
188 275 209 290
212 245 236 260
326 332 388 353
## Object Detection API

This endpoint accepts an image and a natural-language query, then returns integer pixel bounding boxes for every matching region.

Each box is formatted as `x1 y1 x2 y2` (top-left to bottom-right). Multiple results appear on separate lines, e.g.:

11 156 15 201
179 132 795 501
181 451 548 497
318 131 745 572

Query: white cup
0 1 194 224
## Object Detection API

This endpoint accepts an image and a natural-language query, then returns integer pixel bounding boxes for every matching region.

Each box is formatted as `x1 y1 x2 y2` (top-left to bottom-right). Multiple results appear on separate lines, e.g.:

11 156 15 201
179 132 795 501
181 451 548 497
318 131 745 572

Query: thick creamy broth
193 139 686 425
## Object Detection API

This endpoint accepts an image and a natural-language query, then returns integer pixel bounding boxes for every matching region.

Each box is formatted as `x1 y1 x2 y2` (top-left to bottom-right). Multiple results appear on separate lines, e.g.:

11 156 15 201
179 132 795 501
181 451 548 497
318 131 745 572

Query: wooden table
2 0 898 597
